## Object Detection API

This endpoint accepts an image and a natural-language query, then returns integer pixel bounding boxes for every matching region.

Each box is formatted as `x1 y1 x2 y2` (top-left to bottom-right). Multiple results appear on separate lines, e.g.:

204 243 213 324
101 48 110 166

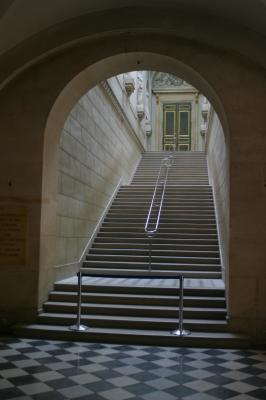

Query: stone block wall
55 84 142 277
206 110 229 291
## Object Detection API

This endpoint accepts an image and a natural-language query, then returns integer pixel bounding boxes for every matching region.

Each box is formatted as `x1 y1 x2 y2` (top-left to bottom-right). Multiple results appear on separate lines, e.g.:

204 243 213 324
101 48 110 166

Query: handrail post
69 270 89 332
172 275 191 337
148 234 153 271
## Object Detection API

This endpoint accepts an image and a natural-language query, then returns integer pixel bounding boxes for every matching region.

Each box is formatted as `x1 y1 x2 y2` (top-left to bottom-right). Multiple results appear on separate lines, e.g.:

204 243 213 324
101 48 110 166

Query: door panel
163 105 176 151
163 103 191 151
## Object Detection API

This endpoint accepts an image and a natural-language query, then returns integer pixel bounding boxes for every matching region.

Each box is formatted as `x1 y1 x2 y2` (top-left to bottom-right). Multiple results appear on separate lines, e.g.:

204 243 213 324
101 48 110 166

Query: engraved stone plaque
0 207 27 266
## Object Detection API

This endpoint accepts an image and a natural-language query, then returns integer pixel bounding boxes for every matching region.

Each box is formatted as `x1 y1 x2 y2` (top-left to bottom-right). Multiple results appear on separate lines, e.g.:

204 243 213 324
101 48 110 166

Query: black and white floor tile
0 338 265 399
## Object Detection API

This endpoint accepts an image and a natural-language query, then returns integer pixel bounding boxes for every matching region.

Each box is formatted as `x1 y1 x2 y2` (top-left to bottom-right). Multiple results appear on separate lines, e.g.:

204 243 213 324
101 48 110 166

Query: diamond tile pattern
0 338 265 399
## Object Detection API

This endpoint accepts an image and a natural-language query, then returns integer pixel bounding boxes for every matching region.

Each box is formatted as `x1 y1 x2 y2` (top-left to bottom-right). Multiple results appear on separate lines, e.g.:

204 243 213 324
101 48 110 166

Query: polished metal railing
145 156 172 271
69 271 190 337
171 275 190 337
69 270 89 332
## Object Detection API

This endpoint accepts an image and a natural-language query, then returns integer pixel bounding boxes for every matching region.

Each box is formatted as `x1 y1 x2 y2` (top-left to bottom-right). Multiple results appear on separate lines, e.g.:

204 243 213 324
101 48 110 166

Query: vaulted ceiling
0 0 266 56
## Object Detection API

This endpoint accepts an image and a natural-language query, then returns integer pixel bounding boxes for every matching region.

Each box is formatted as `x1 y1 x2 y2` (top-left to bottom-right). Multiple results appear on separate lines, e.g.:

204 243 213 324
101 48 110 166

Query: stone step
103 221 217 227
86 254 221 265
132 177 209 180
113 197 214 203
135 166 208 169
110 202 215 208
132 174 208 178
97 232 218 239
108 209 215 215
131 181 209 185
80 267 222 279
13 324 250 348
120 194 210 199
112 206 213 211
136 167 207 170
106 216 216 222
135 165 208 167
115 200 214 205
131 177 208 179
137 167 208 169
132 177 209 181
42 302 227 319
118 187 212 192
99 227 218 234
54 282 225 297
48 291 226 307
135 160 207 162
89 248 220 257
113 195 214 200
95 236 218 243
133 167 208 170
92 242 220 251
37 312 227 332
106 212 216 218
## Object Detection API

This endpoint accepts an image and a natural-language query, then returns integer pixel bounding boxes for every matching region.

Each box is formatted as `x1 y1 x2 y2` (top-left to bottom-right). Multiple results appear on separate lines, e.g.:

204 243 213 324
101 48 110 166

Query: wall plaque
0 207 27 266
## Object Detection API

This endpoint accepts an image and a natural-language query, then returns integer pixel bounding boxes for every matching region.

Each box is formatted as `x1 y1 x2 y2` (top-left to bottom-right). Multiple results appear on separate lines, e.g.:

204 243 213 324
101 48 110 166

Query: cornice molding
100 80 145 152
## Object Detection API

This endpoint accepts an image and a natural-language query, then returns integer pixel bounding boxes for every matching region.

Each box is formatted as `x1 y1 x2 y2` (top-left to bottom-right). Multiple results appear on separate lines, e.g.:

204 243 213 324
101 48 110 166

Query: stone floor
0 338 266 399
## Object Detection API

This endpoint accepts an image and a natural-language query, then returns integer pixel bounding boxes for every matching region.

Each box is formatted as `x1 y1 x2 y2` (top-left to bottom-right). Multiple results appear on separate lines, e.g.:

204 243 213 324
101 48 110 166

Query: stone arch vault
0 19 265 342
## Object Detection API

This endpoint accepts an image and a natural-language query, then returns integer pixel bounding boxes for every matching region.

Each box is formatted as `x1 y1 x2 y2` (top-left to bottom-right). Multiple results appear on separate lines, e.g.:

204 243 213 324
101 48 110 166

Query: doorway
163 103 191 150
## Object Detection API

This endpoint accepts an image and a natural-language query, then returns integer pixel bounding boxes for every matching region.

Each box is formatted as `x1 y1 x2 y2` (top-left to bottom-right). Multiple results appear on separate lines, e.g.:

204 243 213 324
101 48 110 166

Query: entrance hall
0 1 266 398
0 0 265 361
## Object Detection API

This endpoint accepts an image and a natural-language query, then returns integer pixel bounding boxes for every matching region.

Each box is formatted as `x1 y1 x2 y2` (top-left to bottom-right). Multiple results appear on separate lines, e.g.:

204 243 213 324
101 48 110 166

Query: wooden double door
163 103 191 151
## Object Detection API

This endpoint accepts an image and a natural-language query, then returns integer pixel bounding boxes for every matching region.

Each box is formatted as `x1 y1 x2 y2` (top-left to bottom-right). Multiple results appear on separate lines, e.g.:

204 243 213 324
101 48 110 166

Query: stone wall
206 109 229 292
1 18 265 342
55 83 143 278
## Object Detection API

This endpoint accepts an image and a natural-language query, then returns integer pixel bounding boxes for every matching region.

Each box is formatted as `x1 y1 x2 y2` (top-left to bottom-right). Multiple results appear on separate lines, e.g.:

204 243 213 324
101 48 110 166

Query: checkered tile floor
0 338 265 399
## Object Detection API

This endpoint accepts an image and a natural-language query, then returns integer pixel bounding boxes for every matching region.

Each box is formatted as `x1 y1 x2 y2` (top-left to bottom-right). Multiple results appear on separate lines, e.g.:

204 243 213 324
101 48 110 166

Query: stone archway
40 48 230 305
0 29 265 342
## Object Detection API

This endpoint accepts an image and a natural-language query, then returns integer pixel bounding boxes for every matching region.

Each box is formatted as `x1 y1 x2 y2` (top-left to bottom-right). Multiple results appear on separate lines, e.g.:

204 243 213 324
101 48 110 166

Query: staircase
15 152 249 347
132 151 209 185
83 184 221 278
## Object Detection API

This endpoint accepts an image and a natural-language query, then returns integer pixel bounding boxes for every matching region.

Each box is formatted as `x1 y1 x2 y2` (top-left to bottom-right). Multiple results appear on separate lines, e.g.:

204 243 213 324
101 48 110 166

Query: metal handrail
145 156 172 235
69 271 190 336
145 156 172 271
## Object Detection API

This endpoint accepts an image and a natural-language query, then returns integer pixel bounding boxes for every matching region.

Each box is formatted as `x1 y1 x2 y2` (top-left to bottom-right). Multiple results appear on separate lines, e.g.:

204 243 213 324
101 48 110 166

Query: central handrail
145 156 172 235
144 155 173 272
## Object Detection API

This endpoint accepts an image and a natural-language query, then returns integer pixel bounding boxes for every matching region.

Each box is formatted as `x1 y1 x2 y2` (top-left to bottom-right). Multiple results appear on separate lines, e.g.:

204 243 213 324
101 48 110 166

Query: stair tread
44 301 227 313
83 260 221 267
49 291 226 301
87 254 220 260
16 324 249 342
78 269 222 280
38 312 227 324
90 248 220 255
56 276 225 289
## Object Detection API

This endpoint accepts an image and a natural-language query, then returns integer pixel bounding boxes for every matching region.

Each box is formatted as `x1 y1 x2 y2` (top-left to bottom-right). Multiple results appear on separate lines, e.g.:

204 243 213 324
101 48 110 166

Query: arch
40 48 230 305
1 5 266 90
0 5 264 341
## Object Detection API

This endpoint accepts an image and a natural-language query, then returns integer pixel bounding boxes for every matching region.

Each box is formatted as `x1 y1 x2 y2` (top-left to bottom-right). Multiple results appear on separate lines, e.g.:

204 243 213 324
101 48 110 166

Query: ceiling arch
0 7 266 94
0 0 266 57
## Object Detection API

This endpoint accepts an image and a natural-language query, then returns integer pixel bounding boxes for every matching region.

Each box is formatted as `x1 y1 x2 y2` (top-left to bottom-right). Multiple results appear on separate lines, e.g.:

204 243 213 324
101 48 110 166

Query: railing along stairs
69 153 190 337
